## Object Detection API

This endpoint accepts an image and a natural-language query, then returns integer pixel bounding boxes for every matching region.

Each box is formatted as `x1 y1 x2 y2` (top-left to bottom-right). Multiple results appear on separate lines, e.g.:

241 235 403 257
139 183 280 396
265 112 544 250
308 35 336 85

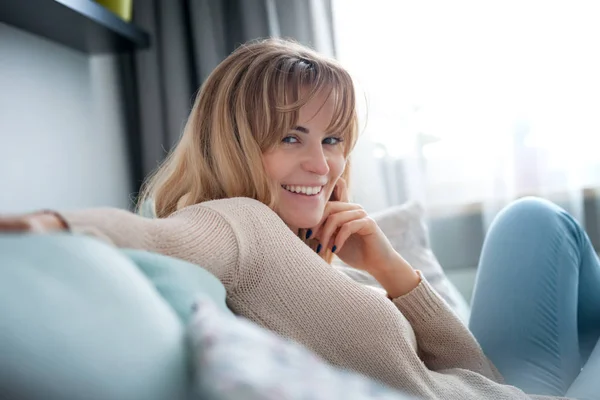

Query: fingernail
306 229 312 239
332 245 337 253
316 244 322 254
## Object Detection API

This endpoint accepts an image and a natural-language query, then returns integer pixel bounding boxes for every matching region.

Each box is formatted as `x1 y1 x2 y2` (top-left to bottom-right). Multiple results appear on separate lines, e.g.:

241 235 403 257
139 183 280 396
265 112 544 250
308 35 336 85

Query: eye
323 136 344 145
282 135 300 144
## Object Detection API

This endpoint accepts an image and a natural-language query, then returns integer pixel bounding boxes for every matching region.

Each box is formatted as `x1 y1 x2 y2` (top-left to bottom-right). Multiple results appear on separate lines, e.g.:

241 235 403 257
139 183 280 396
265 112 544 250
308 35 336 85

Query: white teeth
283 185 322 196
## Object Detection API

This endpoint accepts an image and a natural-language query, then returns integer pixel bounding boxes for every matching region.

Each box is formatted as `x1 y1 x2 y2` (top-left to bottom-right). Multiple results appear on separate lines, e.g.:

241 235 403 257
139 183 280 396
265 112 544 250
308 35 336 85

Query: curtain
332 0 600 268
120 0 336 193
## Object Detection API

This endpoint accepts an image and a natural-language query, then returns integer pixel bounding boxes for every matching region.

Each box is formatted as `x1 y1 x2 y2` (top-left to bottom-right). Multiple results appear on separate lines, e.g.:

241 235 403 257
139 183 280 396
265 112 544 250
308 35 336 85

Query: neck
284 223 300 236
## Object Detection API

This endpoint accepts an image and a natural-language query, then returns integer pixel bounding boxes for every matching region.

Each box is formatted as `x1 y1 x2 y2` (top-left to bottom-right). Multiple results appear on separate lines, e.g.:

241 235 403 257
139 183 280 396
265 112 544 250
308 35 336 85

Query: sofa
0 202 467 399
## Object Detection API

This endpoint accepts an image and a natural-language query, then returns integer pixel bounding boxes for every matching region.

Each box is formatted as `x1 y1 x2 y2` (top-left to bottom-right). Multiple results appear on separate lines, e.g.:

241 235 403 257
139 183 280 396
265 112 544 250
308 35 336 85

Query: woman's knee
482 197 581 252
493 196 566 231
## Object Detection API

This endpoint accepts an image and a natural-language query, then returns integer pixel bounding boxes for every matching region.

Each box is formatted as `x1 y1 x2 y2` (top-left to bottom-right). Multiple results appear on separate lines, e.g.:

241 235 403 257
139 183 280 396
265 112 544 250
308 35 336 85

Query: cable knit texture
61 197 569 400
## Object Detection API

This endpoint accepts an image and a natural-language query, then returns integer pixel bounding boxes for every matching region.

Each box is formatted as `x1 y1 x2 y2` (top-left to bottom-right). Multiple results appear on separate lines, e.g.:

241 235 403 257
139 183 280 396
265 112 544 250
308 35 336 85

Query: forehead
297 90 336 128
276 78 354 142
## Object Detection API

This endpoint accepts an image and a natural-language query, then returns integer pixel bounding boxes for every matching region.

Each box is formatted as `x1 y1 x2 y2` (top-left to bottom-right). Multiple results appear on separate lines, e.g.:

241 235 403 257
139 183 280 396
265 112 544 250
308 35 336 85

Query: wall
0 23 133 213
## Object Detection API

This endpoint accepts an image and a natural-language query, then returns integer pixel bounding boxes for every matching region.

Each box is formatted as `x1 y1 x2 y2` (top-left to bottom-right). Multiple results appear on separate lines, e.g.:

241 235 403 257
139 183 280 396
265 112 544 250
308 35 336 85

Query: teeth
283 185 322 196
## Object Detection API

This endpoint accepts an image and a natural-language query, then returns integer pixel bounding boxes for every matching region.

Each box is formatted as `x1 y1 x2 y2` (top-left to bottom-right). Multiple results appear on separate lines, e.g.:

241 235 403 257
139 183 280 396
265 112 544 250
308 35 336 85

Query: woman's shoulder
201 197 272 214
192 197 291 235
204 197 270 209
170 197 276 221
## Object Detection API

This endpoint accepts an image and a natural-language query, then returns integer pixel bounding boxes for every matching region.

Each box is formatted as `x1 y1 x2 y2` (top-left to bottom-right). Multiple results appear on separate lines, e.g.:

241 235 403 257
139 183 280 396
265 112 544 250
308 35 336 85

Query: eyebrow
293 126 310 134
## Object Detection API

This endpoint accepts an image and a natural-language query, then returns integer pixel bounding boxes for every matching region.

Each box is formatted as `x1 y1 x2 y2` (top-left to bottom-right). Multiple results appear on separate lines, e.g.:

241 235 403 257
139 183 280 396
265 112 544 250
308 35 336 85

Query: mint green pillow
0 234 189 400
121 249 231 322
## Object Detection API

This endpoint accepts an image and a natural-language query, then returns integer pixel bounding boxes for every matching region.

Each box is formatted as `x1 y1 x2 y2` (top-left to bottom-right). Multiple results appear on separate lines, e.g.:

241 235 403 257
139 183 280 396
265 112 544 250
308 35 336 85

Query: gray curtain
121 0 336 194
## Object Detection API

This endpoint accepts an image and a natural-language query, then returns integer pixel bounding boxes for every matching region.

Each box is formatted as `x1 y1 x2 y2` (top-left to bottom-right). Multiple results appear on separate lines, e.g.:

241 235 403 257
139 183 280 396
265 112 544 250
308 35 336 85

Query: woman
1 38 598 399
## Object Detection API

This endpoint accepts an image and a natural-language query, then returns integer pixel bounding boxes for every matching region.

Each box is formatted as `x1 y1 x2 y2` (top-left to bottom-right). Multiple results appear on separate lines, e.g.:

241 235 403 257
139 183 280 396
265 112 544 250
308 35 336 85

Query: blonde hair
138 38 358 263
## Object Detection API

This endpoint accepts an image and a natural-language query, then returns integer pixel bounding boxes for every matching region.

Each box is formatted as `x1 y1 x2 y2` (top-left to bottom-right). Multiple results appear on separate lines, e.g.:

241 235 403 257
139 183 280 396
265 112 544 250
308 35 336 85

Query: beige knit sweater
62 197 567 400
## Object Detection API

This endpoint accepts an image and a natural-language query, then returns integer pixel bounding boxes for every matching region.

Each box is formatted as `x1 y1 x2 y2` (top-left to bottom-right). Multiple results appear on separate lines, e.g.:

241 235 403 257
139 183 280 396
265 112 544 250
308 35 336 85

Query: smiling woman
1 37 598 399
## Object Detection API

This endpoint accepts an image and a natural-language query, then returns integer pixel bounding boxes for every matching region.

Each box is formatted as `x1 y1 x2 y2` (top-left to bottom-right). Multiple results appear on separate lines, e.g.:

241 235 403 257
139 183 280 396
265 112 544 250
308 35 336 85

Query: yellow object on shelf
95 0 133 22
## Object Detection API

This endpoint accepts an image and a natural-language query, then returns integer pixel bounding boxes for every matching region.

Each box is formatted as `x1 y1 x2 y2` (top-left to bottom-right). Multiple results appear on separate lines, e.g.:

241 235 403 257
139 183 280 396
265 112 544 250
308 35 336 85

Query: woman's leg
468 197 600 396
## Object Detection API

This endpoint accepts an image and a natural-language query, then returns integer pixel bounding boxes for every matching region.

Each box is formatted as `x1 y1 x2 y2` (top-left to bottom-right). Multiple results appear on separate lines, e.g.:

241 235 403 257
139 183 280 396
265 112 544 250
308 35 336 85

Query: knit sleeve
60 204 240 290
391 276 504 382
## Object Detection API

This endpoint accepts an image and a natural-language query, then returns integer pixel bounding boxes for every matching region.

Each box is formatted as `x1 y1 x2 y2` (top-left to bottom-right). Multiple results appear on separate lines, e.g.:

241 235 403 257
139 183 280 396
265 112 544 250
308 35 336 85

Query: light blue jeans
469 197 600 399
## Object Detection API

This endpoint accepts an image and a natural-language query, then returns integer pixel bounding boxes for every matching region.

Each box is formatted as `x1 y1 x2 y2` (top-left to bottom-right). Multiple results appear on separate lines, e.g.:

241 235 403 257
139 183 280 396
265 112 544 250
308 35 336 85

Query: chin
282 214 322 231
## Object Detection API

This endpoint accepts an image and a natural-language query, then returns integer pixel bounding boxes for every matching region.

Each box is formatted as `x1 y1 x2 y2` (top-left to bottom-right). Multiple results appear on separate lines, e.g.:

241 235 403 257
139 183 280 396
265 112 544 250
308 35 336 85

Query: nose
301 143 330 176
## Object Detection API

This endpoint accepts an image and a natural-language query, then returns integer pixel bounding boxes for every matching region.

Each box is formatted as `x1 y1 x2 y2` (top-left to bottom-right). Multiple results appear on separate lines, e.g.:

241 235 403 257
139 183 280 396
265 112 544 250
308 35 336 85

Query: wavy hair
137 38 358 263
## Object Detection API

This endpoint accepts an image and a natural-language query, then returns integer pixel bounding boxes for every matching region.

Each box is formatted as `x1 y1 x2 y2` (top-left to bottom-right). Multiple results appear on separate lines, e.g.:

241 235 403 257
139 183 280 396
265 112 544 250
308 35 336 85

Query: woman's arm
387 266 505 383
0 204 241 291
359 252 504 382
61 204 241 289
306 178 505 383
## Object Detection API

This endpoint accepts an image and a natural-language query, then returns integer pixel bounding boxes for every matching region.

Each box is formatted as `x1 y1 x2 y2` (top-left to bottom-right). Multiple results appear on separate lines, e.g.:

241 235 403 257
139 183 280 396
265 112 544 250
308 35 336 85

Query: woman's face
263 90 347 233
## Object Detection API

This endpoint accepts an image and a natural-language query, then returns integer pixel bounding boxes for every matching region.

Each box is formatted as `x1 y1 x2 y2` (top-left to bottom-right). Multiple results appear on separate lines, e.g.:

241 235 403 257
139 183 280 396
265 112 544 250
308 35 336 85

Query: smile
282 185 323 196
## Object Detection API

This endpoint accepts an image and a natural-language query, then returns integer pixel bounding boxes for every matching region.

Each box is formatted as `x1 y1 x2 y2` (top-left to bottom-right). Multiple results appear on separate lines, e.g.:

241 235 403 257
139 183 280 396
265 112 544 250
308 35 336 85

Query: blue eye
282 136 299 144
323 137 344 145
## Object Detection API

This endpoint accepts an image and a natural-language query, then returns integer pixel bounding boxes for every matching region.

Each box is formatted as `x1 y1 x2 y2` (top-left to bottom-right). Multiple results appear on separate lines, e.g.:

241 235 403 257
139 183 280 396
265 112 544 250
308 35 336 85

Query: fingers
334 218 371 253
335 177 349 203
0 213 63 233
315 208 367 253
310 179 355 254
313 201 358 236
0 217 31 232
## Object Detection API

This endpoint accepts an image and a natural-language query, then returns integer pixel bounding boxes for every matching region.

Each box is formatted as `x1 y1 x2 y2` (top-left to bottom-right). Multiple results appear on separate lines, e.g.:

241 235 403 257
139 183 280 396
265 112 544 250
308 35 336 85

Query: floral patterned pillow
188 296 413 400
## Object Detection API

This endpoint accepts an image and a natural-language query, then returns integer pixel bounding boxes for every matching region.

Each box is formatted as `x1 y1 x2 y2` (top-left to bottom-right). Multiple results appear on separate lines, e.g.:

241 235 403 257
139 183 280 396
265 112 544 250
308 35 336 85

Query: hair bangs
261 57 358 154
323 70 358 156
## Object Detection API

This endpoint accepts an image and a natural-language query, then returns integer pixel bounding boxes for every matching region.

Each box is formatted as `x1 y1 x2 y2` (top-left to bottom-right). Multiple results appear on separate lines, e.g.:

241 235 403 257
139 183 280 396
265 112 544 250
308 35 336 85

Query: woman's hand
0 211 68 233
313 178 394 272
312 178 421 297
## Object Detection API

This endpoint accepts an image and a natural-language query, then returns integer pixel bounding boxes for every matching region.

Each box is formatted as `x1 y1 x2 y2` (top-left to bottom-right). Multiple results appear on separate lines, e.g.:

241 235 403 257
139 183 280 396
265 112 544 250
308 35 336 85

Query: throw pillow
189 296 413 400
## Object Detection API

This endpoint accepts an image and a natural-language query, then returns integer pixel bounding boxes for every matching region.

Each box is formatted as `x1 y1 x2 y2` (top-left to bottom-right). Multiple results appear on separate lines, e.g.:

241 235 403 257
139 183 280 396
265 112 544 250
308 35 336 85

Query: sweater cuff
391 273 449 321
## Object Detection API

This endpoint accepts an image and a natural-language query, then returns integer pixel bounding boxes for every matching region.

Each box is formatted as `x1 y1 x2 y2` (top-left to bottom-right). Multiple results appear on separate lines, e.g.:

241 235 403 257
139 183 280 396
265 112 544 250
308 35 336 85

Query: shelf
0 0 150 54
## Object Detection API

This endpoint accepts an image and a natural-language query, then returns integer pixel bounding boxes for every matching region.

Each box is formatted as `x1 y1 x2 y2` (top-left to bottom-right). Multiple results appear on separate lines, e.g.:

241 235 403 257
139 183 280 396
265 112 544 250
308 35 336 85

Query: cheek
262 152 286 182
329 155 347 179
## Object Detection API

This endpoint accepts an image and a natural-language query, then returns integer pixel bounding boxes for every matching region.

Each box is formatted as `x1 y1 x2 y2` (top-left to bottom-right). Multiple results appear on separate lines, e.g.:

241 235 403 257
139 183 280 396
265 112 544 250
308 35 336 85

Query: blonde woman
2 38 599 400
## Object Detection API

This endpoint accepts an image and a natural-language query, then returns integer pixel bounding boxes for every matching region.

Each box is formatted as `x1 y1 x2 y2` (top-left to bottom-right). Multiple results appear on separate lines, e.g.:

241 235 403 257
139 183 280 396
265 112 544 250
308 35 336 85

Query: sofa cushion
122 249 231 322
0 234 188 400
189 296 413 400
